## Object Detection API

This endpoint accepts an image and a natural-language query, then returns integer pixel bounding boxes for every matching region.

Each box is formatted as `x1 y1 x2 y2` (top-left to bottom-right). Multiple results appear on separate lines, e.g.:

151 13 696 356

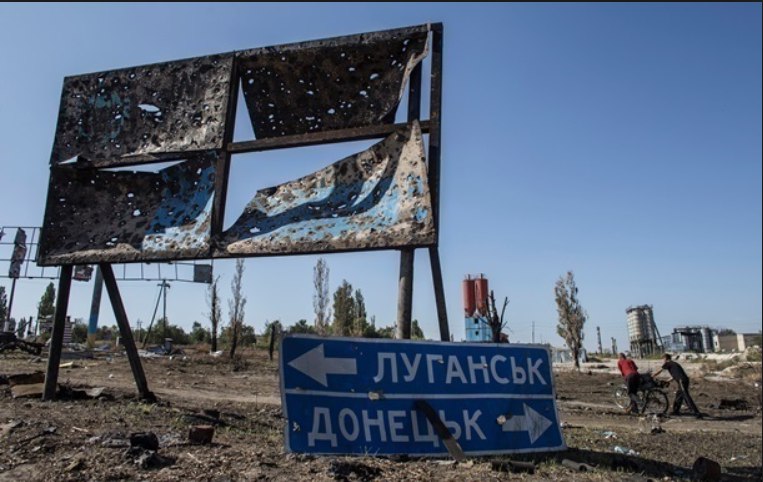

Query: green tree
289 319 316 334
71 321 88 343
38 282 56 318
190 321 209 344
313 258 331 335
0 286 7 323
352 289 368 336
16 317 27 338
331 280 355 336
206 276 222 352
555 271 587 370
228 259 247 359
411 319 425 340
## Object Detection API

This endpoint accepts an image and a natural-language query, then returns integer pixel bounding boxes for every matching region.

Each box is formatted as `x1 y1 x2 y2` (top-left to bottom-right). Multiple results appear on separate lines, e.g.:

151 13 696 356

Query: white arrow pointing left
287 343 357 387
501 403 553 444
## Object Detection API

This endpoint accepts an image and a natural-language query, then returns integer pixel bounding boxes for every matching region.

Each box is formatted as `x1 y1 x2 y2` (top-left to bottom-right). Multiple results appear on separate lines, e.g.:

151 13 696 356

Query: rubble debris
327 460 382 481
613 445 640 456
11 383 45 399
561 459 595 472
692 456 722 481
130 432 159 451
490 460 536 474
1 420 24 438
718 398 750 410
65 457 85 472
7 372 45 386
58 385 109 400
188 425 215 445
127 448 174 470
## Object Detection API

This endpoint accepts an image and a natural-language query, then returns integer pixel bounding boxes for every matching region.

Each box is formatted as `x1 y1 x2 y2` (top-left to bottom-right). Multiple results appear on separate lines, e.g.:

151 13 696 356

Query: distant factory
626 304 759 356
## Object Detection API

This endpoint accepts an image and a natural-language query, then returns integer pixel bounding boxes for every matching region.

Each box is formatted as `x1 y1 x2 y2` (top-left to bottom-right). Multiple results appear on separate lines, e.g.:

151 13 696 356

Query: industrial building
463 274 492 342
626 305 663 357
661 326 714 353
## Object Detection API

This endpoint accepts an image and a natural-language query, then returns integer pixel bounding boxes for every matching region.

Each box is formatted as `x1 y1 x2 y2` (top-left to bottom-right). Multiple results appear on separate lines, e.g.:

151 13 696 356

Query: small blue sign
280 335 566 456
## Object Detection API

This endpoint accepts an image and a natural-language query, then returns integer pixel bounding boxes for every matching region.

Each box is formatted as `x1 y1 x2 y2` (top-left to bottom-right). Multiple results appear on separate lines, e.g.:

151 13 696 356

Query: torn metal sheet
220 121 434 256
50 54 233 167
37 154 217 265
236 28 428 138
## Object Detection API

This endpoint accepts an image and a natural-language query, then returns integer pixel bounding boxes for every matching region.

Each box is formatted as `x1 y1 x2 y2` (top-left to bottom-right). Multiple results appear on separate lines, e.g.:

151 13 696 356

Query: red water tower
462 276 476 316
474 274 489 315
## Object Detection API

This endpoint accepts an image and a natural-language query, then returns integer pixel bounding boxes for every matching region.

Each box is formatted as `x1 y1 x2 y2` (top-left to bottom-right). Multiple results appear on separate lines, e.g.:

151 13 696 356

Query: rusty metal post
396 249 414 340
427 25 450 341
42 264 73 401
100 264 154 401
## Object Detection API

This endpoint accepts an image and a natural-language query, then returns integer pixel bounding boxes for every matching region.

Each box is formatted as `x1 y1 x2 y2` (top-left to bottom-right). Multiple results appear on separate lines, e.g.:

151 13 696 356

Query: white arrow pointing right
501 403 553 444
287 343 357 387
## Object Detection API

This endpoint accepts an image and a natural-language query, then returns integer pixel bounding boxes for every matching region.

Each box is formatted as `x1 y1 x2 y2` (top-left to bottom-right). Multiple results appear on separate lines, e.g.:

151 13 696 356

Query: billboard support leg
100 263 155 402
428 246 450 341
42 265 73 401
396 248 414 339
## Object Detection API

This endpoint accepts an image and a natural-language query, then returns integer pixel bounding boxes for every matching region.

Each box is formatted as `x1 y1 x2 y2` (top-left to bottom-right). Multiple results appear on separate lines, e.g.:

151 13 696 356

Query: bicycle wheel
614 386 631 410
643 390 669 415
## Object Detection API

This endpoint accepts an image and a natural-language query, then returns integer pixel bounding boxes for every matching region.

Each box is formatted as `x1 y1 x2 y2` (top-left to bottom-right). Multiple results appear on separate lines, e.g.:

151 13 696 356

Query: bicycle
614 372 670 415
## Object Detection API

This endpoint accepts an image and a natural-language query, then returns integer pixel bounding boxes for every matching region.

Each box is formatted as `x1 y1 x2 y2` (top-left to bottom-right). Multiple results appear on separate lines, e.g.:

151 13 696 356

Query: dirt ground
1 346 761 481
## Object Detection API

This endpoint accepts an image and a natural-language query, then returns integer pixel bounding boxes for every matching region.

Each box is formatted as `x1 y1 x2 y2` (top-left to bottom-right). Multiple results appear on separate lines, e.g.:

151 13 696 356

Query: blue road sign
280 335 566 456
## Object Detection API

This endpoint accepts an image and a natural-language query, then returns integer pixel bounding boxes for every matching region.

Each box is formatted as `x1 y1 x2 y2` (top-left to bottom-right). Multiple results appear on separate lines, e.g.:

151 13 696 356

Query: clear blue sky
1 3 760 350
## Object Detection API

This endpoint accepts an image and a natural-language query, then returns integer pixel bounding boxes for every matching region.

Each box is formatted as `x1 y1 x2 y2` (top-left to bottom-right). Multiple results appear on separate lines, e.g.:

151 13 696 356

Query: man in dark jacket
617 353 640 413
654 353 702 418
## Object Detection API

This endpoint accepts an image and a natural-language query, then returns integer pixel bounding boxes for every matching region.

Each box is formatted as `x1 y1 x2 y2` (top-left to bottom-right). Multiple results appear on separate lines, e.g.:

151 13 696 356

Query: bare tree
205 276 222 352
555 271 587 370
313 258 331 335
228 259 247 359
485 290 509 343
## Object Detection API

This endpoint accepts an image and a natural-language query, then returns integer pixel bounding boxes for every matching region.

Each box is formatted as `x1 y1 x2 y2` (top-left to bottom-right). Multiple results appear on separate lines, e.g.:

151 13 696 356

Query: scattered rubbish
16 426 57 446
58 385 109 400
328 460 382 480
11 383 45 399
559 421 572 429
108 374 115 379
613 446 640 456
183 411 226 426
1 420 24 438
729 455 748 462
202 409 220 420
692 456 721 482
561 459 595 472
718 399 750 411
65 458 84 472
100 433 130 448
59 361 80 369
490 460 536 474
602 431 617 439
130 432 159 451
128 448 174 470
211 350 224 357
8 372 45 386
650 426 665 434
185 451 202 464
188 425 215 445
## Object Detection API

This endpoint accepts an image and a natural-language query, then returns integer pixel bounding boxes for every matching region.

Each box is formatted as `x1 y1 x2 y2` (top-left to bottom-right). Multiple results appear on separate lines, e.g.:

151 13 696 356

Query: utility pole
158 280 170 340
532 321 535 344
596 326 603 354
611 337 617 355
